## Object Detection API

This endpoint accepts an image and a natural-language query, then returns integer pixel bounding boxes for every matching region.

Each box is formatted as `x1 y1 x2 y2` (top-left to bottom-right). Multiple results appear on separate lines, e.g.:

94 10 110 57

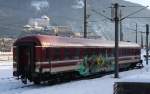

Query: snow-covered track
0 77 14 80
7 84 34 91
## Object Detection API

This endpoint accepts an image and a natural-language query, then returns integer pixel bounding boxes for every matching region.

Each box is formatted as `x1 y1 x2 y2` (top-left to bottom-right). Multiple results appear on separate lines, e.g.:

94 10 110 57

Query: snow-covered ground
0 50 150 94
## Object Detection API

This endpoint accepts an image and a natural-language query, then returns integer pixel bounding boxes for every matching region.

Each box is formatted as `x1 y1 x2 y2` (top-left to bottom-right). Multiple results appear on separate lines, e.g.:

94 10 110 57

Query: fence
0 52 13 61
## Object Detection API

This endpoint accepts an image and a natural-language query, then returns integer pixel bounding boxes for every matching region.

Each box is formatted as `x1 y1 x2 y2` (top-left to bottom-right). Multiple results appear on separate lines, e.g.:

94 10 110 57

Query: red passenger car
13 35 141 84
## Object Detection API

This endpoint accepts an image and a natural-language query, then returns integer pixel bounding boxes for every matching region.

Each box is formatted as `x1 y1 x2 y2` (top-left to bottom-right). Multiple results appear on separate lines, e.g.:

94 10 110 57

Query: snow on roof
15 35 140 48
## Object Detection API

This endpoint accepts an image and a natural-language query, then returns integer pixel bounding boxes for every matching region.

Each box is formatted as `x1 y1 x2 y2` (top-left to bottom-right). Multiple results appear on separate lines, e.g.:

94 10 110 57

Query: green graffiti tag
77 56 89 76
77 54 114 76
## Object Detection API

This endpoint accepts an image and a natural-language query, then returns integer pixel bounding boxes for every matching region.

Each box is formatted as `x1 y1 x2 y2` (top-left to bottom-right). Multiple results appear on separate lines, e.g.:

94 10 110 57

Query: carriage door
16 44 35 78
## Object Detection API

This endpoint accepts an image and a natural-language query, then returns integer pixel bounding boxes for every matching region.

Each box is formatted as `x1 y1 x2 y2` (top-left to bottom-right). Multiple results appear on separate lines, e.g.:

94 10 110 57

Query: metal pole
120 10 123 41
146 24 149 65
141 32 143 48
84 0 87 38
114 3 119 78
135 23 138 43
149 42 150 50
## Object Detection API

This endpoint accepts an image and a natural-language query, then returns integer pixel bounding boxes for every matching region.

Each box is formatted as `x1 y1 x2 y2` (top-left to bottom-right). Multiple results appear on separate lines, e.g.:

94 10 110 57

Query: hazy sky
125 0 150 7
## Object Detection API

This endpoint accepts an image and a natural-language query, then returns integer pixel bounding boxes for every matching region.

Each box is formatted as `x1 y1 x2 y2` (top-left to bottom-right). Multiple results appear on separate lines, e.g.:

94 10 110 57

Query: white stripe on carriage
13 62 16 64
119 55 140 59
51 65 79 73
35 68 39 72
35 68 50 73
13 46 16 48
119 59 140 64
26 60 141 73
35 59 83 65
35 46 91 48
36 62 49 65
109 55 140 59
35 55 140 65
35 65 78 73
42 68 50 73
51 59 83 64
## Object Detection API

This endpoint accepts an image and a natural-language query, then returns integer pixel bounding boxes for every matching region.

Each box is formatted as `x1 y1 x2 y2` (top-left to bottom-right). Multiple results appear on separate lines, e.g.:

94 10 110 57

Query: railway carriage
13 35 141 84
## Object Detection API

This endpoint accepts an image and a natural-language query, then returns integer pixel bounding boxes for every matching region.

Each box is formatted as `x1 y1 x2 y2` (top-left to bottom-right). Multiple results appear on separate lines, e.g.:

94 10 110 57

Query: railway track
0 77 34 92
0 77 14 80
0 65 12 66
9 84 34 90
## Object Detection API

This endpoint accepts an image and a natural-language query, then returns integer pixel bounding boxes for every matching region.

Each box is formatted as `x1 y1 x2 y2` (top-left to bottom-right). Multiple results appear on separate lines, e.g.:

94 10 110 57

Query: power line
120 6 149 20
91 9 112 21
127 17 150 19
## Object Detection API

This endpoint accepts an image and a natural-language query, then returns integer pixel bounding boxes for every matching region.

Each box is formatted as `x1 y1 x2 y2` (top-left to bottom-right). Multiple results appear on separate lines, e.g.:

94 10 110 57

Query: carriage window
132 49 134 55
129 49 131 56
87 48 94 56
45 48 52 61
45 48 49 60
134 49 137 55
105 49 108 57
64 48 71 59
130 49 132 55
126 49 128 56
83 48 88 56
124 48 126 56
93 48 97 55
99 48 103 56
53 48 61 60
102 48 105 56
73 48 80 59
110 48 114 57
122 48 125 56
128 49 131 55
84 48 91 56
138 49 140 55
121 48 123 56
107 48 112 57
90 48 94 56
95 48 99 55
135 49 137 55
119 48 121 56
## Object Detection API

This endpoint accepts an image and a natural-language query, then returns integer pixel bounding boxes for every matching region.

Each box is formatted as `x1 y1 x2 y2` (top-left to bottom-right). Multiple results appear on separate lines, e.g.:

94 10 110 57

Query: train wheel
33 80 41 85
47 79 56 85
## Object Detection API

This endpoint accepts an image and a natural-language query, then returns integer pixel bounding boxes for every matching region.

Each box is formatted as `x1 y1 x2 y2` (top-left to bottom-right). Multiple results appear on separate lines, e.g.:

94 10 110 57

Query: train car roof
14 35 140 48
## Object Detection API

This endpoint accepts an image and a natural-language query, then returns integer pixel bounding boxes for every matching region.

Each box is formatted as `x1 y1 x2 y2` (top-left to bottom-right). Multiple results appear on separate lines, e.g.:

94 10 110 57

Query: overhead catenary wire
91 9 112 21
120 6 149 20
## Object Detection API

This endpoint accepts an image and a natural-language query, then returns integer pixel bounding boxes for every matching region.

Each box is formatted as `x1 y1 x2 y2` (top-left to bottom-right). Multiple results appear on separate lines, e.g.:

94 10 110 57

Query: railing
0 52 13 61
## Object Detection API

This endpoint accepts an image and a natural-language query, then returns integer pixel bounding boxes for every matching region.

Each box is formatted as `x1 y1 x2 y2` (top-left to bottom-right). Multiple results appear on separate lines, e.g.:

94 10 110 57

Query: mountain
0 0 149 44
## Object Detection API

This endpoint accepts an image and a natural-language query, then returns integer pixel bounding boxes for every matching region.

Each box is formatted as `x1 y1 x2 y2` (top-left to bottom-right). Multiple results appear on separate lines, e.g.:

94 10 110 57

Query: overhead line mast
84 0 87 38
